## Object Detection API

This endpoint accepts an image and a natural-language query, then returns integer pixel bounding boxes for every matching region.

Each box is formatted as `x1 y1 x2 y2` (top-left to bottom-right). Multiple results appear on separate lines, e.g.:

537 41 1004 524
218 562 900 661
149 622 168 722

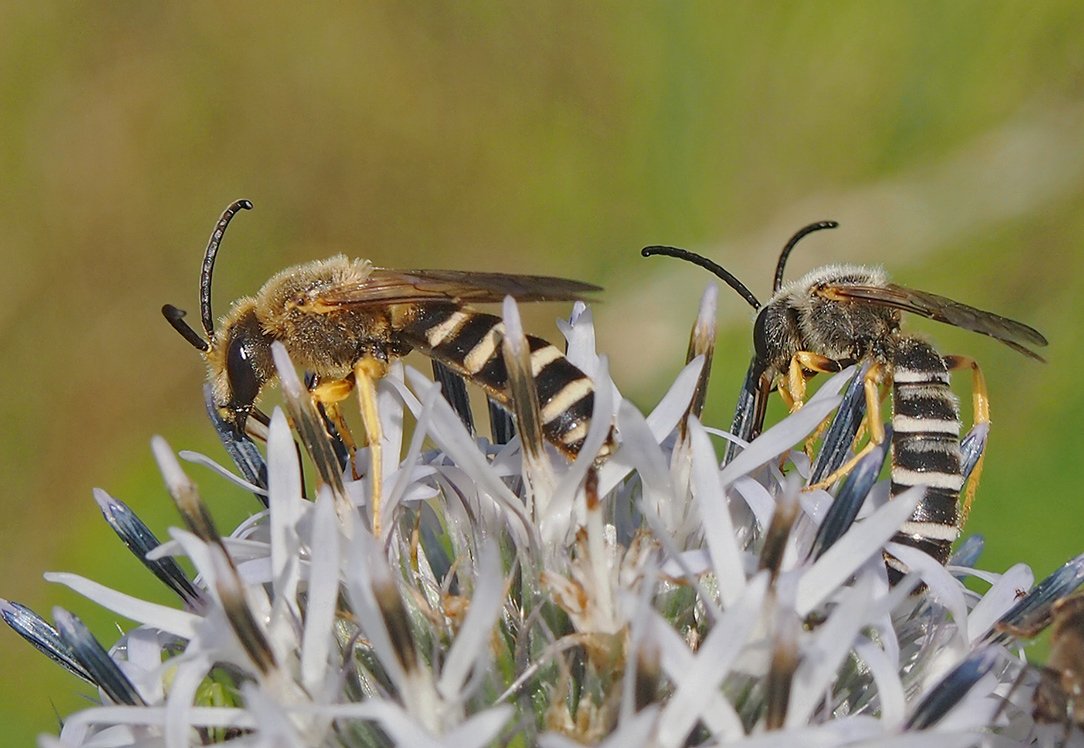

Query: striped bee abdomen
399 305 600 457
888 336 962 581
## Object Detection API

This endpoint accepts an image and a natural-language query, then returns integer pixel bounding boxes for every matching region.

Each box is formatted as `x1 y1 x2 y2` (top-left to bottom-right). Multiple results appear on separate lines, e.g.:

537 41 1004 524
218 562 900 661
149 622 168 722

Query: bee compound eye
753 308 771 361
225 334 261 410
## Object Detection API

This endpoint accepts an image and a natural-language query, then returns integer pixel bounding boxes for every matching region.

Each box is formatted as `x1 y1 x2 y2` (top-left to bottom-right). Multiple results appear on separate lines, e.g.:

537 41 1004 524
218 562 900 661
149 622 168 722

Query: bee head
207 302 276 433
752 301 802 376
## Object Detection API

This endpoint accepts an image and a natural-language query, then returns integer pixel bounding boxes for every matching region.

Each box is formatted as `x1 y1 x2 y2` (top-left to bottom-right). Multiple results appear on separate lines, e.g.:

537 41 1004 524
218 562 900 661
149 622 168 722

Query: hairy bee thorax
259 255 374 317
756 264 901 374
254 255 399 378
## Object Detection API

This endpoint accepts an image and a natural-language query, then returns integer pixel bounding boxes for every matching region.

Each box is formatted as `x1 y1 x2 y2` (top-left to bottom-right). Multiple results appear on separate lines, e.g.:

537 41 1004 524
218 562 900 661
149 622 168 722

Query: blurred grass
2 2 1083 742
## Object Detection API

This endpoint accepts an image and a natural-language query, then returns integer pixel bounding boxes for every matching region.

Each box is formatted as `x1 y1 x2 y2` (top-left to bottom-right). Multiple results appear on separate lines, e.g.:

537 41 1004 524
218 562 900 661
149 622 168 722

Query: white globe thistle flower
3 289 1078 747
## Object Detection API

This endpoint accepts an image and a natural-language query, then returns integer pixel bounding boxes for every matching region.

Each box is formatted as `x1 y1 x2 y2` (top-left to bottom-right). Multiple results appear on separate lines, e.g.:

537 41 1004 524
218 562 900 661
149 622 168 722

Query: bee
1000 593 1084 743
163 200 607 532
643 222 1046 580
1030 594 1084 738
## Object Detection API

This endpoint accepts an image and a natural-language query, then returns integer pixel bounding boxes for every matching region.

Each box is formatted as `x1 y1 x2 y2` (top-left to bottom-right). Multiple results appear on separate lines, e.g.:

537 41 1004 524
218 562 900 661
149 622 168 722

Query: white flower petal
384 375 443 523
437 541 503 701
657 574 769 747
166 654 215 746
716 717 882 747
440 705 514 748
688 416 746 607
850 734 988 748
304 701 443 748
178 450 269 497
787 573 876 726
854 636 907 726
613 400 677 530
43 573 198 639
732 475 776 532
300 486 342 694
647 606 744 741
377 362 407 480
267 408 303 621
796 486 922 616
718 396 841 488
558 302 599 376
644 355 704 440
404 368 535 549
339 532 408 692
885 542 970 662
241 682 309 747
966 563 1033 644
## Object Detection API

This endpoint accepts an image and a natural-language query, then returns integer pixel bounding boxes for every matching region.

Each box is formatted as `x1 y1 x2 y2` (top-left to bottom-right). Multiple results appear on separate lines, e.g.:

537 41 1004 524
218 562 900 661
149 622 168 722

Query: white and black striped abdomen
399 305 600 457
888 336 962 580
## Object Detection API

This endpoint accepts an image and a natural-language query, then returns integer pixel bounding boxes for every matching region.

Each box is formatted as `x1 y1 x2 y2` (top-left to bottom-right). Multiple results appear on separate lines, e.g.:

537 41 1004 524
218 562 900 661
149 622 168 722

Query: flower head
5 289 1074 746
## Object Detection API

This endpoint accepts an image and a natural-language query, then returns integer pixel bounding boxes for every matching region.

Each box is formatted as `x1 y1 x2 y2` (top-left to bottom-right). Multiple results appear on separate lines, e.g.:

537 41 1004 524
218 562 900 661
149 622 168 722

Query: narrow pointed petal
53 608 145 706
93 488 205 609
0 599 92 682
809 430 890 560
797 486 922 616
270 341 348 508
991 552 1084 639
810 363 869 484
681 284 718 430
203 383 269 498
44 572 198 638
438 541 503 701
152 435 223 545
905 648 1000 729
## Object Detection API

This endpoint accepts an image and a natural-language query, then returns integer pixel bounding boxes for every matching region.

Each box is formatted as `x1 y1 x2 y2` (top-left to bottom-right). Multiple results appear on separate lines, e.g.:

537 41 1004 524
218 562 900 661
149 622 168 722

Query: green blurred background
2 3 1083 741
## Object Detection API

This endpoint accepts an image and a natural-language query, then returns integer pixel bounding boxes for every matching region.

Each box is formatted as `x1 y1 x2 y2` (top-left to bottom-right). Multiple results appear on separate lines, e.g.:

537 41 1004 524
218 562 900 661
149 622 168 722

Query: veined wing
820 283 1047 361
314 268 601 308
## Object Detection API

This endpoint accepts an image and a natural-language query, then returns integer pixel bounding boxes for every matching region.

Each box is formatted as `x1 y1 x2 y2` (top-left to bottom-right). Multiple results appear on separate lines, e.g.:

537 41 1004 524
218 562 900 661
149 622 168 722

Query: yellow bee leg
785 351 842 411
785 357 807 412
354 356 389 537
804 363 885 491
850 378 889 446
787 351 844 455
311 378 355 404
943 354 990 525
308 378 362 477
794 350 843 376
804 414 834 460
777 375 797 411
774 375 799 469
324 400 362 477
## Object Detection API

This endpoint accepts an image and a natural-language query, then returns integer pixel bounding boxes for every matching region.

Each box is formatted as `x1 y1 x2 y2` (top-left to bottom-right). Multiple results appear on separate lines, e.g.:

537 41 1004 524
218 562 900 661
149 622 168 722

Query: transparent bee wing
821 283 1048 360
314 268 601 308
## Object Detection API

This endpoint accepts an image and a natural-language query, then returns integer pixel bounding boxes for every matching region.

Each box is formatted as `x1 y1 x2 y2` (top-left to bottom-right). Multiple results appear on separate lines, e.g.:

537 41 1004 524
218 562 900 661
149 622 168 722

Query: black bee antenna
641 245 761 310
200 199 254 338
161 200 253 351
161 304 210 352
772 220 839 293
